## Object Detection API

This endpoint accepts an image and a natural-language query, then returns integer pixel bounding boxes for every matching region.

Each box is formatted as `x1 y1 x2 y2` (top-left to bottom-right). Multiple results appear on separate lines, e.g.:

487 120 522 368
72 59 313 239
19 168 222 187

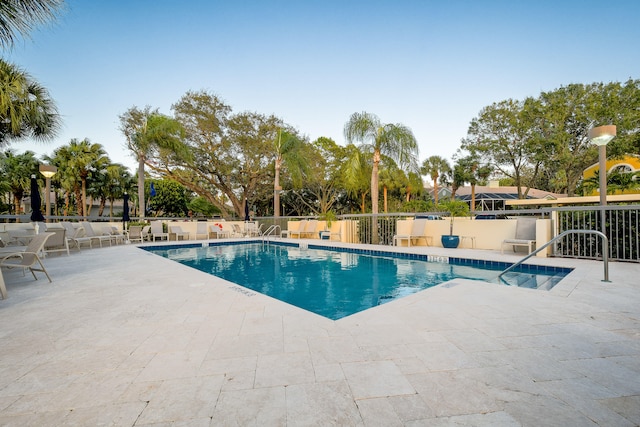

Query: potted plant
437 199 470 248
317 211 337 239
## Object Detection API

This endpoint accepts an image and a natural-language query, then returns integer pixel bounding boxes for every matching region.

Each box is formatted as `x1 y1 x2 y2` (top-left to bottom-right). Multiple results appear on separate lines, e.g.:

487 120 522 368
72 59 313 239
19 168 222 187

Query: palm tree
404 171 424 202
104 164 132 218
119 106 184 220
0 149 39 217
273 129 308 217
420 155 451 205
342 144 372 213
0 0 64 49
344 112 418 216
0 59 60 146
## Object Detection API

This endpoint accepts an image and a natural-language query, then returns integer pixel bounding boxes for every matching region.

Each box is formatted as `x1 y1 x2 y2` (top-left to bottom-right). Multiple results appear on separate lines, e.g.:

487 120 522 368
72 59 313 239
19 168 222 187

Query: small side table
319 231 331 240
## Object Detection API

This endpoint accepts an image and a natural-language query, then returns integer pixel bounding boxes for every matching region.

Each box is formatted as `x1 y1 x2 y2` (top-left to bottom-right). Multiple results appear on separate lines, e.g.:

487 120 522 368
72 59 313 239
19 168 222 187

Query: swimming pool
143 242 572 320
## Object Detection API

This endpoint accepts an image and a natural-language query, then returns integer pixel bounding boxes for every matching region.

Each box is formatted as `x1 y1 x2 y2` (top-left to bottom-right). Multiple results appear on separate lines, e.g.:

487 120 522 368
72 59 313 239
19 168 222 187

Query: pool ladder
498 229 609 284
261 225 281 244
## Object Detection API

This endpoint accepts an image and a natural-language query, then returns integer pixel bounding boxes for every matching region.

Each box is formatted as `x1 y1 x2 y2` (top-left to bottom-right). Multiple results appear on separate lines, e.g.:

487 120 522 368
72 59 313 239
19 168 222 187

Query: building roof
455 185 566 200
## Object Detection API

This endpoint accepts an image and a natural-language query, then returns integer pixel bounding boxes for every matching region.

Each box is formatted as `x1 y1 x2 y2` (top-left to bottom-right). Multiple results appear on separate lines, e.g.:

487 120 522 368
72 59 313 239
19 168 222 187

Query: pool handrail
498 229 609 283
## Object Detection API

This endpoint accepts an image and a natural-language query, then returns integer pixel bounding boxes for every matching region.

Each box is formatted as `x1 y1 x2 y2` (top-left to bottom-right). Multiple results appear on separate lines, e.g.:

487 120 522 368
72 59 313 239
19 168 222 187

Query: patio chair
329 221 342 241
502 217 537 254
43 227 70 256
81 222 113 247
195 222 209 240
105 226 126 245
209 224 229 239
244 222 260 237
61 222 93 250
288 220 308 239
150 221 168 241
142 225 152 241
169 225 190 241
127 225 144 243
0 232 54 286
299 220 319 239
393 218 432 247
231 224 245 237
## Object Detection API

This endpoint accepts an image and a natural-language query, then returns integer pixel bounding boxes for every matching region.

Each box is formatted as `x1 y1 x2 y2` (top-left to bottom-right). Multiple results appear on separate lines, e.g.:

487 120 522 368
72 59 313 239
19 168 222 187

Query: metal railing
554 205 640 262
499 229 609 283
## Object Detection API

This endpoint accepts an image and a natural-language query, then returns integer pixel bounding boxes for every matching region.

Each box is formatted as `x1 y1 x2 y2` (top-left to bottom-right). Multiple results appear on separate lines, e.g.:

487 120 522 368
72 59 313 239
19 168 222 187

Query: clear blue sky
5 0 639 175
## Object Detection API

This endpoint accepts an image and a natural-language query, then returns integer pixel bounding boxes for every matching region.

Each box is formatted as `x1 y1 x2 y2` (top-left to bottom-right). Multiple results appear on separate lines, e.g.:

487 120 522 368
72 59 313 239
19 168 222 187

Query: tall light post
588 125 616 249
39 164 57 222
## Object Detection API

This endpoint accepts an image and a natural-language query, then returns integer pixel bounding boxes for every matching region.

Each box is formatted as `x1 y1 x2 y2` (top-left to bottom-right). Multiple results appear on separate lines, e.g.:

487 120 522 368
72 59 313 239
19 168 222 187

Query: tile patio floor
0 240 639 426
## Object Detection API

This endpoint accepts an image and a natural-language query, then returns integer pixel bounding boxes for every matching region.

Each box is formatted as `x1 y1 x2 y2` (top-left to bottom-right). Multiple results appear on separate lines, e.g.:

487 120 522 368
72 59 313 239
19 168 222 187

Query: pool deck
0 239 638 426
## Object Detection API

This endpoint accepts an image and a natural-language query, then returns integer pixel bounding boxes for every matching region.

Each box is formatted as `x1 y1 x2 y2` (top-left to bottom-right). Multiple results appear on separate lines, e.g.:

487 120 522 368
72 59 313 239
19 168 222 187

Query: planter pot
441 235 460 248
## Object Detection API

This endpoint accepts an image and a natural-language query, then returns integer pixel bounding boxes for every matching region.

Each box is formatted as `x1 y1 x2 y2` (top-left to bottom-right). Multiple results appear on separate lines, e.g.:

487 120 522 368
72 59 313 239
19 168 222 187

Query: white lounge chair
299 220 318 239
61 222 93 250
231 224 245 237
0 232 54 288
195 222 209 240
283 220 305 238
43 227 70 256
150 221 168 241
169 225 190 241
393 218 432 247
502 217 537 254
104 226 126 245
81 222 113 247
127 225 144 243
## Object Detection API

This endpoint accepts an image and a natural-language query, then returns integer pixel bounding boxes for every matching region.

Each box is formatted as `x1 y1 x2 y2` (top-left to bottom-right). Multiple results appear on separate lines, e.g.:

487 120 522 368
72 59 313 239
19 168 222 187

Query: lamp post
588 125 616 253
39 164 57 222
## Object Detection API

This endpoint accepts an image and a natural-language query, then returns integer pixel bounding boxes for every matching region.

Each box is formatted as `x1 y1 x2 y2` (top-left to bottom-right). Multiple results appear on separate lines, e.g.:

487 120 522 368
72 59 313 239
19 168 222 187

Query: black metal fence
555 205 640 262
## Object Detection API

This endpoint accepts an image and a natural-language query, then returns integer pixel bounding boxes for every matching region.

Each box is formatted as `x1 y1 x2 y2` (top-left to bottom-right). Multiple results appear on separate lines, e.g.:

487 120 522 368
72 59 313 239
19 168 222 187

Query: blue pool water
143 242 572 320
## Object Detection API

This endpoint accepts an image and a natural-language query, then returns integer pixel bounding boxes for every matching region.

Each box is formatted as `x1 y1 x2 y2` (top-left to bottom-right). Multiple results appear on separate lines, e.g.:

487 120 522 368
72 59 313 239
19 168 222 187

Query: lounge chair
150 221 168 241
283 220 305 238
244 222 260 237
142 225 152 241
195 222 209 240
43 227 70 256
127 225 144 243
61 222 93 250
209 224 229 239
0 232 54 289
231 224 245 237
329 221 342 241
502 217 537 254
169 225 190 241
106 226 126 245
299 220 318 239
81 222 113 247
393 218 432 247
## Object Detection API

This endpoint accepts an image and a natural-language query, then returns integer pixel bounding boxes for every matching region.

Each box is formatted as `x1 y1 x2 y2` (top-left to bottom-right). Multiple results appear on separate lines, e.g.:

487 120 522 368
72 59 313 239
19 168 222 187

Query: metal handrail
261 224 281 240
498 229 609 283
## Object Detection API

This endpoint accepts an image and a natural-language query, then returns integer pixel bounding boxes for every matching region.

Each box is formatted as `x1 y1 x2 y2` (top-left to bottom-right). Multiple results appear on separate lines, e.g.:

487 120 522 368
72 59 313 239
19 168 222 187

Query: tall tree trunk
274 157 281 217
371 150 380 244
137 154 145 221
81 177 88 219
383 186 388 213
98 196 106 216
433 173 439 205
471 184 476 211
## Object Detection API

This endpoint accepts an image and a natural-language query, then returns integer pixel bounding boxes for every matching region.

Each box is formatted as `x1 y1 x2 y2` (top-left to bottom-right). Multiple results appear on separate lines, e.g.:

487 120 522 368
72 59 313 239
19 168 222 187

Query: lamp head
39 164 57 178
588 125 616 146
